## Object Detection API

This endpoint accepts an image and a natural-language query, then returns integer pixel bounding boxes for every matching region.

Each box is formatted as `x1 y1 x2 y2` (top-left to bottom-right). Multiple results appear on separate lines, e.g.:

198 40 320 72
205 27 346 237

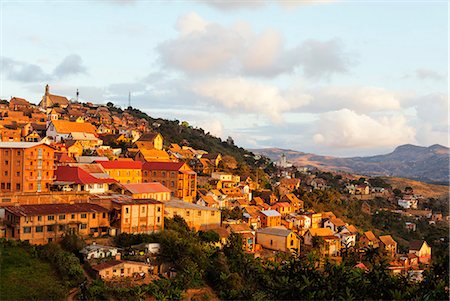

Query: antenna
76 89 79 102
128 91 131 108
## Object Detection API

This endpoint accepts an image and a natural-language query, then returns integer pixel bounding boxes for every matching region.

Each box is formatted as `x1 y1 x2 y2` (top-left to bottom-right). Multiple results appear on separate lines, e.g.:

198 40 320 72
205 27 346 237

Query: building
409 240 431 264
3 203 110 244
164 200 221 231
39 84 70 109
304 228 341 256
0 142 56 193
359 231 380 249
379 235 397 258
110 199 164 234
120 182 171 201
98 160 143 184
227 223 255 252
259 210 282 228
91 260 150 280
54 166 116 193
324 217 346 233
272 202 294 216
142 162 197 202
80 243 120 260
281 193 304 211
256 226 300 253
46 120 97 142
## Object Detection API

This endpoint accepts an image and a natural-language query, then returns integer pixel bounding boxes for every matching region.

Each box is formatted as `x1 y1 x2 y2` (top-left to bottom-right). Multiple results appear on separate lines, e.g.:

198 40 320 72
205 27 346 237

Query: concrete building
164 200 221 231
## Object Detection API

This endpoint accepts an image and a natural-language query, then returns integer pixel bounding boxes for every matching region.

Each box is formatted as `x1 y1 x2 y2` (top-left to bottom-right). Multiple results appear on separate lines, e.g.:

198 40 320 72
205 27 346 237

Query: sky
0 0 448 157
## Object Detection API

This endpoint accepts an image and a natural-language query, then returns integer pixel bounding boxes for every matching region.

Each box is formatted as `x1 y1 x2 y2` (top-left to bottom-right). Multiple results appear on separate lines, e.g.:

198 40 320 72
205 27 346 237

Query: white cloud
191 77 310 122
196 0 336 10
157 13 352 78
414 69 446 81
313 109 416 149
306 86 405 113
53 55 87 78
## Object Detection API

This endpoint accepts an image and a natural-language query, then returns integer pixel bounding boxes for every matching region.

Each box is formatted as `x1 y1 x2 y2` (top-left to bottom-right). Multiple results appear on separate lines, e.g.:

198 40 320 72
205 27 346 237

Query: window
29 183 33 190
92 213 96 218
23 227 31 233
16 171 20 177
47 225 54 232
157 217 160 223
141 207 145 213
36 226 43 233
71 214 75 219
4 171 8 176
59 214 66 220
197 211 202 216
186 211 190 217
4 160 8 166
16 184 20 191
157 207 161 212
80 224 87 229
125 208 129 214
81 213 87 219
153 171 157 177
211 211 215 216
58 225 65 232
290 240 294 246
102 213 106 218
48 215 55 221
170 181 174 187
162 171 166 177
270 240 273 246
37 216 42 221
17 150 21 155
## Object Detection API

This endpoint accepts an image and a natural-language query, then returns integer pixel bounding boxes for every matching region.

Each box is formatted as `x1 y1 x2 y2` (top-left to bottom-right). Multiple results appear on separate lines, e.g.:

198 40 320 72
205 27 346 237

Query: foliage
220 207 244 221
0 239 67 300
114 232 161 248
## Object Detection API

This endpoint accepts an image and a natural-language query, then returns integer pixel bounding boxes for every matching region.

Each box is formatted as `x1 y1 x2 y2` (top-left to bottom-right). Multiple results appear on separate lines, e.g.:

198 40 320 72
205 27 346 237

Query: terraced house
3 203 110 244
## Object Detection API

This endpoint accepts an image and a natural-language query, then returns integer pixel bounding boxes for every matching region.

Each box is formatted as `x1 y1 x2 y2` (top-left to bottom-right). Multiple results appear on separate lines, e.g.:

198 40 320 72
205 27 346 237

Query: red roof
142 161 185 171
123 182 171 194
5 203 108 216
97 160 142 169
55 166 117 184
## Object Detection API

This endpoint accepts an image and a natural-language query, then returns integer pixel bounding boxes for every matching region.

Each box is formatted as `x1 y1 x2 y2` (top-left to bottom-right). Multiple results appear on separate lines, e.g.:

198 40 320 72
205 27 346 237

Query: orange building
0 142 55 193
142 162 197 202
259 210 282 228
111 199 164 234
3 203 110 244
98 160 142 184
121 182 171 201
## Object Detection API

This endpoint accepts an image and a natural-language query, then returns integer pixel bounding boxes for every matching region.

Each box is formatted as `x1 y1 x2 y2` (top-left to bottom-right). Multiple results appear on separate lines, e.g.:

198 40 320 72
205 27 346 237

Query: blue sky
1 0 448 156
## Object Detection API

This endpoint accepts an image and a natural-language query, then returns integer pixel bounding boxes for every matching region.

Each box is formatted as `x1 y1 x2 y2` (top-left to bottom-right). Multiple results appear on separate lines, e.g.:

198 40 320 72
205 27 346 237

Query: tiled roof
260 210 281 217
329 217 346 227
165 200 219 211
142 161 185 171
199 195 217 205
409 240 426 251
112 199 162 205
137 132 159 142
69 132 99 141
228 223 253 233
51 120 96 134
47 94 69 106
55 166 116 184
5 203 108 216
364 231 378 242
123 183 171 194
0 142 45 149
98 160 143 169
10 97 30 106
211 227 231 238
308 228 334 237
379 235 397 246
345 225 358 234
273 202 291 208
257 226 292 237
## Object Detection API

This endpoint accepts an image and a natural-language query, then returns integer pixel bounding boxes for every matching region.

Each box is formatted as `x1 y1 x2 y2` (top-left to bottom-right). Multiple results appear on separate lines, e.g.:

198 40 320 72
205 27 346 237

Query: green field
0 241 67 300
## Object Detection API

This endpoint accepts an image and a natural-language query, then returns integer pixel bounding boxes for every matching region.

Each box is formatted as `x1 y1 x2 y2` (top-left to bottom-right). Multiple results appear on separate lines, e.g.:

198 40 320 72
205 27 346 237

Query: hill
251 144 449 185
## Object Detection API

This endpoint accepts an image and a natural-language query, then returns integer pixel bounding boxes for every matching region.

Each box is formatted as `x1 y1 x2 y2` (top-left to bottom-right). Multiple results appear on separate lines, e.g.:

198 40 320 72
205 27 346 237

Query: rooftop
260 210 281 217
257 226 292 237
123 182 171 194
165 200 219 211
5 203 108 216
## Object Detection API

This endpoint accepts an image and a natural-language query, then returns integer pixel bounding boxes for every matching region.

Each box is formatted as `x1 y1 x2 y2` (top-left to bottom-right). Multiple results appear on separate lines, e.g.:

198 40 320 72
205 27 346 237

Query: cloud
305 86 405 113
1 57 50 82
191 77 311 122
313 109 416 149
196 0 335 10
53 55 87 78
157 13 352 78
414 68 446 81
2 55 87 83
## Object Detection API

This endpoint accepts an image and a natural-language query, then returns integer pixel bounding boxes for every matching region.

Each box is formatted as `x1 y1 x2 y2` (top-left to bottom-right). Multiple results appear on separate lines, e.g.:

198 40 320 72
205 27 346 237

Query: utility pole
76 89 79 102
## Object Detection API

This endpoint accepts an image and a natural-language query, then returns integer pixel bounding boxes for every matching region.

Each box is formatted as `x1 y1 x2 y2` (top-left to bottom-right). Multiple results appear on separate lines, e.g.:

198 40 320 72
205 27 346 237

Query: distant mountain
251 144 450 185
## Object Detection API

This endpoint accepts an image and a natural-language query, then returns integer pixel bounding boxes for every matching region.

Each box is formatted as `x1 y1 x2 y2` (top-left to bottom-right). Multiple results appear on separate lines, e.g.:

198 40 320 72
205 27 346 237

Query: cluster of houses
0 87 435 283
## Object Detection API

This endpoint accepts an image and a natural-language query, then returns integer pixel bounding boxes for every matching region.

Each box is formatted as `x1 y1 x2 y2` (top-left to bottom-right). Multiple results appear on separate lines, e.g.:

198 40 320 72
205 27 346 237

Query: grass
0 242 67 300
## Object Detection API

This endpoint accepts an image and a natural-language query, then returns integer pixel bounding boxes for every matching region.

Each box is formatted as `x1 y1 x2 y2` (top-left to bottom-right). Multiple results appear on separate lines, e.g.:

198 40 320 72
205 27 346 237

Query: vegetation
0 239 71 300
84 217 448 300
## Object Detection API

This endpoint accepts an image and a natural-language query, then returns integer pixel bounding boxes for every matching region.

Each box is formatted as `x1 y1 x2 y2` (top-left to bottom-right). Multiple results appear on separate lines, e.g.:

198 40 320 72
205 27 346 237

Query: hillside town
0 86 448 300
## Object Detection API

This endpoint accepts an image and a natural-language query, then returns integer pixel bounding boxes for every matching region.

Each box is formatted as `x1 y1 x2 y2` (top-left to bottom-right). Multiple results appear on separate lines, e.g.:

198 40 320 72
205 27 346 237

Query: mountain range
250 144 449 185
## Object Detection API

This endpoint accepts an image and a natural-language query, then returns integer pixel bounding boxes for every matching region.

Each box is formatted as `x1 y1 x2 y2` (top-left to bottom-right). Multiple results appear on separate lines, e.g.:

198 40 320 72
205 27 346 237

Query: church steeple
45 84 49 96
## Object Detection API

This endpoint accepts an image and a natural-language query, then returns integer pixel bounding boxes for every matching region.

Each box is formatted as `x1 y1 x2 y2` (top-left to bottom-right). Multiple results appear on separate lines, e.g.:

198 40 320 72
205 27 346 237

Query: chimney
115 253 121 261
